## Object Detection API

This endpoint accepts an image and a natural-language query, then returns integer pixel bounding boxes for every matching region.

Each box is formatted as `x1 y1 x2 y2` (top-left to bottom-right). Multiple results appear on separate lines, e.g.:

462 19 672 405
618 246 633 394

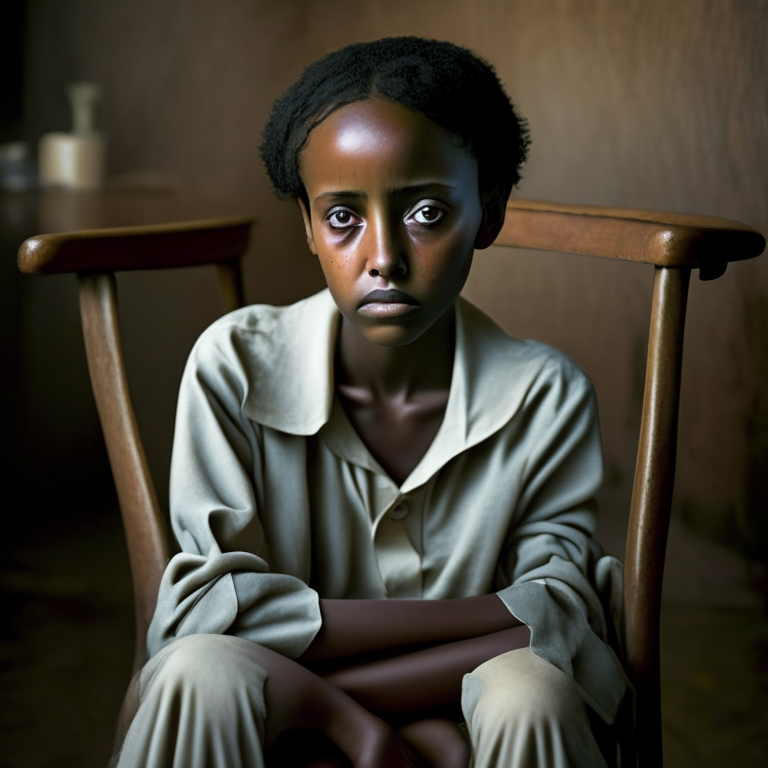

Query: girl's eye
328 209 361 229
411 205 445 226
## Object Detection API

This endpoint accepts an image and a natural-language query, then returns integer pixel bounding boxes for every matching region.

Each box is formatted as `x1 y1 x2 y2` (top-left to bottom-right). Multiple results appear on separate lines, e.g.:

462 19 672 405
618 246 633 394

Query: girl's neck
335 305 456 401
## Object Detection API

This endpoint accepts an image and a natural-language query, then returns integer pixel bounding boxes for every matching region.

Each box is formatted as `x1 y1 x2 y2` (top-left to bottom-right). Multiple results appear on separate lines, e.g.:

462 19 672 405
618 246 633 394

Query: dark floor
1 512 767 768
0 514 134 768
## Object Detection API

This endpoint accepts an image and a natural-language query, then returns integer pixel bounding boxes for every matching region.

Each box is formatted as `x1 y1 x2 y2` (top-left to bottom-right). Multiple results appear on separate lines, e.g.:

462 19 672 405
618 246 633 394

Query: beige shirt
147 289 628 723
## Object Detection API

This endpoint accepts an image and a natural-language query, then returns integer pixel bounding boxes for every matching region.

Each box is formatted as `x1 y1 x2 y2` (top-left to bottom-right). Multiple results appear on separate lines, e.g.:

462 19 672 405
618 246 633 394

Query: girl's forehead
300 98 477 191
324 99 432 148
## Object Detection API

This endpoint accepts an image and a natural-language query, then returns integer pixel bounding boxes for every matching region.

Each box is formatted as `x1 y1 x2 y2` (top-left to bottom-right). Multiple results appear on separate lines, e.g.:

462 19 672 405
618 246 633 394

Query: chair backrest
18 216 254 676
495 198 764 767
18 204 765 767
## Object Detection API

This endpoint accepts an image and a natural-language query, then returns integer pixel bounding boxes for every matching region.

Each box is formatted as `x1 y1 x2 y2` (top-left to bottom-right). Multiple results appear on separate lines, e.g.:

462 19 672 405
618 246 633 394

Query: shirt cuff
496 579 629 723
229 570 322 658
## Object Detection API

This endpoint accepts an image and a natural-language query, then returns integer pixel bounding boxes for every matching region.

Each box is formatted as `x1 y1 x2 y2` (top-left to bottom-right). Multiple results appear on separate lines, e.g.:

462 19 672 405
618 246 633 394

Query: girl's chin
357 324 428 348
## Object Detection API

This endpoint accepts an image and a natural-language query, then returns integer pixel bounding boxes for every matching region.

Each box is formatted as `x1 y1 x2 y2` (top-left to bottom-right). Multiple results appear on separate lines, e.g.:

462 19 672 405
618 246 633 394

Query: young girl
116 37 627 768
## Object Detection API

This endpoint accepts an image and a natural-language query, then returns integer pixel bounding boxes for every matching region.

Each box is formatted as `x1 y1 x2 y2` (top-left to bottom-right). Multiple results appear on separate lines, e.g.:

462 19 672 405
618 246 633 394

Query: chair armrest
18 217 255 275
497 198 765 278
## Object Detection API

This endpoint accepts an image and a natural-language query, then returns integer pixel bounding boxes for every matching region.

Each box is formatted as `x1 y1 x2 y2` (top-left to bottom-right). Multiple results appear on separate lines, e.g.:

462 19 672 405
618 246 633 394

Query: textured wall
20 0 768 573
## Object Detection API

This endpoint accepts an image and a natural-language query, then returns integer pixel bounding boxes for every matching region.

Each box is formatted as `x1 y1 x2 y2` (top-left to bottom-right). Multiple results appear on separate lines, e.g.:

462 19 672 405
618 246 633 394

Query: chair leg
624 267 691 768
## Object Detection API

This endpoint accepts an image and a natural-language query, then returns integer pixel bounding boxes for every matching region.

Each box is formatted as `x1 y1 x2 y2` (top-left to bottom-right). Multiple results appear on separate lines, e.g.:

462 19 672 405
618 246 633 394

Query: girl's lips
357 289 421 318
358 302 420 318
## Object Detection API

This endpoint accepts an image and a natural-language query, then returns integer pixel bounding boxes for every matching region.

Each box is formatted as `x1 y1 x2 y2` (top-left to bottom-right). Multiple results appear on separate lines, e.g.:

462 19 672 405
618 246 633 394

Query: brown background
3 1 768 765
15 0 767 593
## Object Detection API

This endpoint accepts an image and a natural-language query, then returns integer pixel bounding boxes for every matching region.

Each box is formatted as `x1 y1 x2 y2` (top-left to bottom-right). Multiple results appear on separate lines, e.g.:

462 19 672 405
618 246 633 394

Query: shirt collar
242 288 553 491
240 289 340 436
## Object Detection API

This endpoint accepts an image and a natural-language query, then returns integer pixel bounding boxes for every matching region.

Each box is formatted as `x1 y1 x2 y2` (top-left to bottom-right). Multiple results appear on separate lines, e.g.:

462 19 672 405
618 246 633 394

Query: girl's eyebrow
314 182 458 202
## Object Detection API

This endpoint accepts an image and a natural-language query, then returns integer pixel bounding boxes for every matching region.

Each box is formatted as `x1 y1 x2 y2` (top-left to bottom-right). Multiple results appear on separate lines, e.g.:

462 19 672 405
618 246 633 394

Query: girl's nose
366 218 407 279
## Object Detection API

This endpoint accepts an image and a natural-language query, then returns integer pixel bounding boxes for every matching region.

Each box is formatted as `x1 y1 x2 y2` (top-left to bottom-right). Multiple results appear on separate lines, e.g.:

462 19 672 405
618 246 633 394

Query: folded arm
301 593 523 663
319 624 531 719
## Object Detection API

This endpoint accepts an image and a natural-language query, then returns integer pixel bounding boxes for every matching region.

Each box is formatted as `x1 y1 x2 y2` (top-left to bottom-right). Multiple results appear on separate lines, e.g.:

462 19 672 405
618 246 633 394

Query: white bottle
39 82 106 191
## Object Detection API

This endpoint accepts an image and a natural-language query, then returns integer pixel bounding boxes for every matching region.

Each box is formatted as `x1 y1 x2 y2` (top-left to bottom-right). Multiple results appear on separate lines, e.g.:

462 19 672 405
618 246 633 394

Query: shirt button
389 501 409 520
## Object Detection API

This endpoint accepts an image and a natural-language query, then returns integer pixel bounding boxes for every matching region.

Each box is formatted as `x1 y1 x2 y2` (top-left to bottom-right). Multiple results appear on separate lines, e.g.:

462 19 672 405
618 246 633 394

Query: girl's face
298 97 502 348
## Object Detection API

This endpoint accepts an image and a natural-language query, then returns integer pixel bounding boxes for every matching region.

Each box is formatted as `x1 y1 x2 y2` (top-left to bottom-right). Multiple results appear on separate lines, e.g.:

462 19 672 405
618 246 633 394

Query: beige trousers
116 634 607 768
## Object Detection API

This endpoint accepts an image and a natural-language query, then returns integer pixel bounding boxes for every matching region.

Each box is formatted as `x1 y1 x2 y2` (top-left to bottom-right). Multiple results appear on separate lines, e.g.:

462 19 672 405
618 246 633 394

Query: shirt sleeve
146 327 322 660
494 355 630 724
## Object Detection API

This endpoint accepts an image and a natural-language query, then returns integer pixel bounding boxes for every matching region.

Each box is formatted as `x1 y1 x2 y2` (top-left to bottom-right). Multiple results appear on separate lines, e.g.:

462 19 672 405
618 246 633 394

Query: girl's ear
474 182 509 250
297 197 318 255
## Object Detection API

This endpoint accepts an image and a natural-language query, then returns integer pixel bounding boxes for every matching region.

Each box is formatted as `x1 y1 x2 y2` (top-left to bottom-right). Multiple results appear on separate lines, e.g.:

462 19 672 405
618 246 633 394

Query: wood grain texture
623 267 691 767
74 248 248 675
78 272 169 674
499 199 765 272
19 217 254 275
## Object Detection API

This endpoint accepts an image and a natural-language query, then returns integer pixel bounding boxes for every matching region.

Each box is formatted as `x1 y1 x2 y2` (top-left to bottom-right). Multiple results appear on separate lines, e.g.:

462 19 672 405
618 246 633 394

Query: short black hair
260 37 530 202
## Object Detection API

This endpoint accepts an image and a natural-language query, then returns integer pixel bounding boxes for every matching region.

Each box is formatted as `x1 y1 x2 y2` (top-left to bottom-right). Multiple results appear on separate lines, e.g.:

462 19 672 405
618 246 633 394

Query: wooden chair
18 202 764 767
17 216 254 675
495 200 764 766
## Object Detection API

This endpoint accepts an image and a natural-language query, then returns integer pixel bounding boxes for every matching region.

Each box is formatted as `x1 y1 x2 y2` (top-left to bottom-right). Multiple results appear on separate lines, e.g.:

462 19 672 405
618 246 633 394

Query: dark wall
16 0 768 571
0 0 26 142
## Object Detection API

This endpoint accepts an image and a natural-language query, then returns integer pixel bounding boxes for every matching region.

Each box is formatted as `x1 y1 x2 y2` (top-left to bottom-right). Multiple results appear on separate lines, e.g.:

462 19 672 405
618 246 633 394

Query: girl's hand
255 640 424 768
352 713 467 768
356 722 430 768
398 719 470 768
